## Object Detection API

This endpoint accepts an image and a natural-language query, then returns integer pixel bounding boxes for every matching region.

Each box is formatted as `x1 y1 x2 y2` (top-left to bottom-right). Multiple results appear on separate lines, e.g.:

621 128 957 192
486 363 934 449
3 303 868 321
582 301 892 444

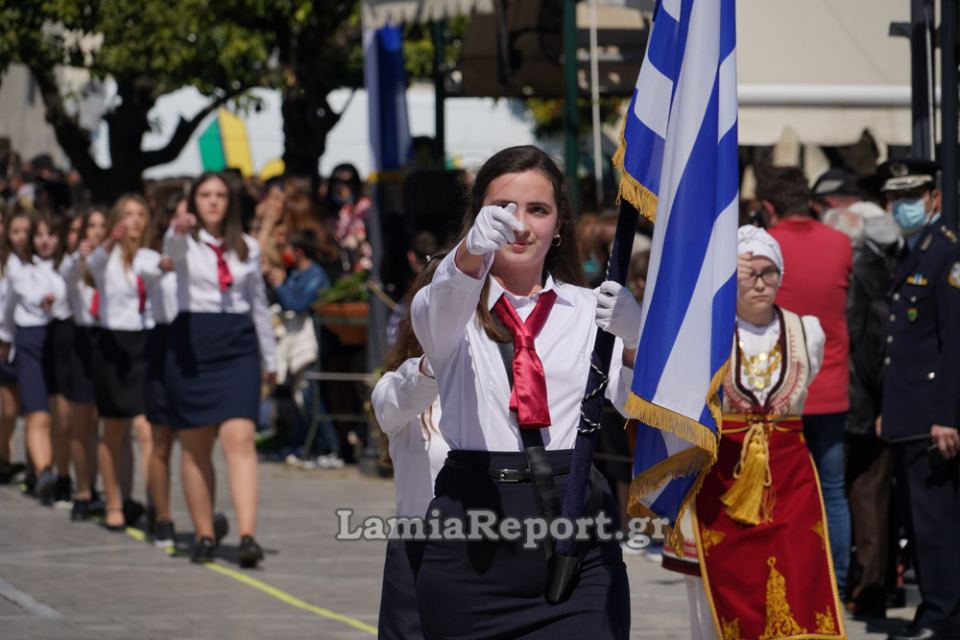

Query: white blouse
163 227 277 373
4 257 68 330
736 314 825 404
137 248 178 326
86 245 151 331
0 255 24 342
411 244 634 452
59 252 98 327
372 356 449 518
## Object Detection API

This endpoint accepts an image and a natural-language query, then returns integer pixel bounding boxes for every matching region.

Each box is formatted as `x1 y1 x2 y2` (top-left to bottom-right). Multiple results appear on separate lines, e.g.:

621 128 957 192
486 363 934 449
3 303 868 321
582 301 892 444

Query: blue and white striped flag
613 0 739 529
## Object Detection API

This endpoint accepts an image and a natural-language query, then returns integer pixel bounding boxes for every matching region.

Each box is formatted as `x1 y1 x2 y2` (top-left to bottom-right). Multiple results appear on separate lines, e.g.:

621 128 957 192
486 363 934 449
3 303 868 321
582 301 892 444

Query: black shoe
122 499 145 527
88 489 105 516
22 471 37 497
191 537 215 564
238 535 263 569
53 476 72 509
888 626 951 640
213 512 229 546
145 505 157 535
153 520 176 550
70 499 92 521
35 468 56 505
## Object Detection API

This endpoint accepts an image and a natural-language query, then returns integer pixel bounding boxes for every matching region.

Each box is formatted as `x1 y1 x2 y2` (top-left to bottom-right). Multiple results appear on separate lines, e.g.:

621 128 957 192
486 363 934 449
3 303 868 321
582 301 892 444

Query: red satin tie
492 289 557 429
137 276 146 314
205 242 234 291
89 289 100 319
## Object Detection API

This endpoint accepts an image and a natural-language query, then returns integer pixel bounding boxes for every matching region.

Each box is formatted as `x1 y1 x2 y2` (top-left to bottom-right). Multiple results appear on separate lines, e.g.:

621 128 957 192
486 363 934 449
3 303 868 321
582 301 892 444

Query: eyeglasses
743 268 781 287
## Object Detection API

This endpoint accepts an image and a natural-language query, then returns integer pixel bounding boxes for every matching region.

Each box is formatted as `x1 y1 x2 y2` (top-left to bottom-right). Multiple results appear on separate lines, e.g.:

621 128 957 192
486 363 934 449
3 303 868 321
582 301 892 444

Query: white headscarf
738 225 784 276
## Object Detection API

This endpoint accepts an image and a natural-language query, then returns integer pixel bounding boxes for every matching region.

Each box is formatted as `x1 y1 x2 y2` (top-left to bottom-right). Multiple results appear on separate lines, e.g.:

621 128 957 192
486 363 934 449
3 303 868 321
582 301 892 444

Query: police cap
877 158 941 193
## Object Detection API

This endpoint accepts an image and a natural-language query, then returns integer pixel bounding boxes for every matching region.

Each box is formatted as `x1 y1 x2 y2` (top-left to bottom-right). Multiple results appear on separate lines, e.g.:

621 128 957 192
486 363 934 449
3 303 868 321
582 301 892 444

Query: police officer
880 159 960 640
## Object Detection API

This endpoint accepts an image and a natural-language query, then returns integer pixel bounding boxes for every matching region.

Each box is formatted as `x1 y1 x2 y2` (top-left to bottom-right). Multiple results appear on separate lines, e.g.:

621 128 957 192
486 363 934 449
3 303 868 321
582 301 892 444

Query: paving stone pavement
0 443 915 639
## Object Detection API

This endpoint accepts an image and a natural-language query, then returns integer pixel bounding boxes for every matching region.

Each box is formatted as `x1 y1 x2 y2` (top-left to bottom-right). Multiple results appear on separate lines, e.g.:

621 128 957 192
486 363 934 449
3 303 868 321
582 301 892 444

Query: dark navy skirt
46 318 74 397
379 537 427 640
144 323 172 427
415 450 631 640
15 325 53 414
164 312 260 430
63 326 96 404
91 329 147 419
0 346 16 386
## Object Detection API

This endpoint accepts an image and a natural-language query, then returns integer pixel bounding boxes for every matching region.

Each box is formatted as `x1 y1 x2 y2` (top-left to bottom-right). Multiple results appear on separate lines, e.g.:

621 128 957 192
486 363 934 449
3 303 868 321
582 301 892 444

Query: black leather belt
446 458 570 483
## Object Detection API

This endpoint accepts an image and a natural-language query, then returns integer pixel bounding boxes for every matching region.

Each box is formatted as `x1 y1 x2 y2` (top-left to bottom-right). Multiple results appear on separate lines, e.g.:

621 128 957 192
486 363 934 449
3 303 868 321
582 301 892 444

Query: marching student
0 206 29 484
140 194 183 548
164 172 276 567
1 210 67 503
61 207 105 519
82 194 151 531
410 146 638 638
371 255 448 640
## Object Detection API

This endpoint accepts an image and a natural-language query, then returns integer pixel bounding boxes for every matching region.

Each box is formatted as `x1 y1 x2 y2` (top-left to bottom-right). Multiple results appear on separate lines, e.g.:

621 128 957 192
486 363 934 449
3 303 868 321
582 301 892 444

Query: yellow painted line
118 526 376 636
204 563 378 636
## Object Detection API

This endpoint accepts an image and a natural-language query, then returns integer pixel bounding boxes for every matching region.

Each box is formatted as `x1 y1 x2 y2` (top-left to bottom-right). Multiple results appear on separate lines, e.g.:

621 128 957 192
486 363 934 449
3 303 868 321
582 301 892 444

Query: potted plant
313 271 369 346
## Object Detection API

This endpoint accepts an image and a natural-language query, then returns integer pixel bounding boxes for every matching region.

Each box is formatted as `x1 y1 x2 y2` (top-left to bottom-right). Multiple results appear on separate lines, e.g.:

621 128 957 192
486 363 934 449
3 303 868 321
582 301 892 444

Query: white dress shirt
0 255 25 342
59 252 98 327
372 356 450 518
137 248 178 326
5 257 68 329
736 314 825 405
164 227 277 373
86 245 150 331
411 244 634 452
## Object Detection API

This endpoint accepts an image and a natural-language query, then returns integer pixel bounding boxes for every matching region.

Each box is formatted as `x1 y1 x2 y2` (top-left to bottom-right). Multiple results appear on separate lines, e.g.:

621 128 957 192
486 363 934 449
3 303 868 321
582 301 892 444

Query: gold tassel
720 422 773 526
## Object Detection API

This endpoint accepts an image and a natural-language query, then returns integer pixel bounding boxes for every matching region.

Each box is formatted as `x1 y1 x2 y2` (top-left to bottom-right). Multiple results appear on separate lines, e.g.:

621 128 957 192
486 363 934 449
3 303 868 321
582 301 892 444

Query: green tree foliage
0 0 272 202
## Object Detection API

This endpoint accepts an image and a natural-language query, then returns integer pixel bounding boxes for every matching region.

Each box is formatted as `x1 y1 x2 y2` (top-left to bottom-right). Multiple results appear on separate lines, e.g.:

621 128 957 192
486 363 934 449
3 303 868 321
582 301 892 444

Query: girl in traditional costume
665 225 845 640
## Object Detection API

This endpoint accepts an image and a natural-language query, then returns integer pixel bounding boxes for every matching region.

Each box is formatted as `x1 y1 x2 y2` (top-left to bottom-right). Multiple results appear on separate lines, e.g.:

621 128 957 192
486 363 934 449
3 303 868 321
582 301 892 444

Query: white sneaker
315 454 345 470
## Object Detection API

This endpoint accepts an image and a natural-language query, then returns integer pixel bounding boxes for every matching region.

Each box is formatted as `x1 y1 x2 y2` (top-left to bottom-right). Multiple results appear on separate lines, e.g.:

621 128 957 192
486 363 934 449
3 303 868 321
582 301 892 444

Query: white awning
361 0 494 28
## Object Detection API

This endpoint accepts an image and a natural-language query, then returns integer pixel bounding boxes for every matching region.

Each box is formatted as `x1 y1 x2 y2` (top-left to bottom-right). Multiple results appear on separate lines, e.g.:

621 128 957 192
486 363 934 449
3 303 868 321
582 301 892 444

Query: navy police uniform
880 159 960 639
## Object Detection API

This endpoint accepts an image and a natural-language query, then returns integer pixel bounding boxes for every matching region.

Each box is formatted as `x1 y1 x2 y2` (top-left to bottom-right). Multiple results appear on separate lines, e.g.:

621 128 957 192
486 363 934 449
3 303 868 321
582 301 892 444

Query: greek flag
613 0 739 528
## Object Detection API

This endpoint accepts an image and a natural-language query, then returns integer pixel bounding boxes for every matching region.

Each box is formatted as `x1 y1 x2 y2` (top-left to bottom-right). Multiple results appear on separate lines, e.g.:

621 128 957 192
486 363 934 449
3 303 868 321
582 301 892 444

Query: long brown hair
0 206 33 274
107 194 151 271
78 206 108 288
188 171 249 261
456 145 585 342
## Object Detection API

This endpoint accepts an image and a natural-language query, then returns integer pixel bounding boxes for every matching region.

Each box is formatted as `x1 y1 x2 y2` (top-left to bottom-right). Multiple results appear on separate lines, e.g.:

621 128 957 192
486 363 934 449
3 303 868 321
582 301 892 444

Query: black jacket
847 236 900 435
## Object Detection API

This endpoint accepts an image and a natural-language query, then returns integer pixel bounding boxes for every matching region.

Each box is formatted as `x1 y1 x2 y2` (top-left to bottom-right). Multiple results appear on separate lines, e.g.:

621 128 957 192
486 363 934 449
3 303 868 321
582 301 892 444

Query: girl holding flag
410 145 640 638
164 172 276 567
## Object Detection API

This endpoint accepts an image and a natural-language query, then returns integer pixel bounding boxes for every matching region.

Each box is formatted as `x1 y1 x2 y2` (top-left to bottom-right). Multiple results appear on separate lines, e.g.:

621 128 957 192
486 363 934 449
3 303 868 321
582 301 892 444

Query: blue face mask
891 198 928 235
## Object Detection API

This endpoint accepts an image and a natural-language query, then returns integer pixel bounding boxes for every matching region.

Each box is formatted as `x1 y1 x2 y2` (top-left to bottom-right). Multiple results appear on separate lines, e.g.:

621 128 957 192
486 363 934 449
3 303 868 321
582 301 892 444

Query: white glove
464 203 524 256
594 280 642 350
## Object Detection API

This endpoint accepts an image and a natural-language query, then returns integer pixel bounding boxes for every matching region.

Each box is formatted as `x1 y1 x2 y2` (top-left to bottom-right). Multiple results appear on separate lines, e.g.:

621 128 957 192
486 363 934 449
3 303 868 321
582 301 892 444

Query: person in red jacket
756 166 853 598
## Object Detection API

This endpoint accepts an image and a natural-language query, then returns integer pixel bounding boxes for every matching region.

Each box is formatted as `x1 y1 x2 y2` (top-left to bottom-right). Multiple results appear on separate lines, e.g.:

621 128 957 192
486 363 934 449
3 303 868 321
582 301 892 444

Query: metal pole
942 0 959 230
432 19 447 166
589 0 603 212
563 0 580 213
911 0 936 159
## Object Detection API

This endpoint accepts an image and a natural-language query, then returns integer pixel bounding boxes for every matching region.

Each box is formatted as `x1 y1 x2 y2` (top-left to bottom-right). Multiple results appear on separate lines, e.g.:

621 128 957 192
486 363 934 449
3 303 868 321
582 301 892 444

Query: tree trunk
281 87 342 180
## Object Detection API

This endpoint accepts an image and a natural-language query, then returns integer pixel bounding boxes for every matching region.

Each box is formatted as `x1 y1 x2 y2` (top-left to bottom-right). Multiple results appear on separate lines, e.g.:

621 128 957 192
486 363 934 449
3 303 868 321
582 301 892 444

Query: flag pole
546 197 637 603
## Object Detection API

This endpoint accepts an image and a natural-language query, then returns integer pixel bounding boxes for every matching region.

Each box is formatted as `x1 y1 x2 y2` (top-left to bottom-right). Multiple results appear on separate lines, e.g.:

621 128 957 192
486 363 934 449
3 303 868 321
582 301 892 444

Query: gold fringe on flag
612 120 659 223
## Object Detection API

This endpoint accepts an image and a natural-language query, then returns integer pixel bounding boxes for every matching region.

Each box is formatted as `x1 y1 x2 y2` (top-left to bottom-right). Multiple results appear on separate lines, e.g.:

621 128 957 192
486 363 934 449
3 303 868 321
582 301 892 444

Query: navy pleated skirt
144 323 172 427
164 312 260 430
15 325 53 414
63 325 96 404
415 450 631 640
91 328 147 419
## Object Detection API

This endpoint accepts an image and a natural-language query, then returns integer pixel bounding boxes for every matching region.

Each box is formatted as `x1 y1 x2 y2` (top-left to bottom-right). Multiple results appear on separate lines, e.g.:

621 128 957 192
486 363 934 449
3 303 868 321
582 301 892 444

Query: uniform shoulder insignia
950 262 960 289
940 225 958 243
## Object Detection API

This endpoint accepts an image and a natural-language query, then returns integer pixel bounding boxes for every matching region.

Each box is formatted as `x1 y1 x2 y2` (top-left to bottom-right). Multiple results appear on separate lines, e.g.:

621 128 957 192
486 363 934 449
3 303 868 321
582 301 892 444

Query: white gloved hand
594 280 642 349
464 203 524 256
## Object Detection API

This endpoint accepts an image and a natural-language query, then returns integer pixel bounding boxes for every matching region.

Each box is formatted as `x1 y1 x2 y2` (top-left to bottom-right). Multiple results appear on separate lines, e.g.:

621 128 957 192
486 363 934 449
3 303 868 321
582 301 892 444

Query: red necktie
89 289 100 319
137 276 146 314
492 289 557 429
205 242 234 291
